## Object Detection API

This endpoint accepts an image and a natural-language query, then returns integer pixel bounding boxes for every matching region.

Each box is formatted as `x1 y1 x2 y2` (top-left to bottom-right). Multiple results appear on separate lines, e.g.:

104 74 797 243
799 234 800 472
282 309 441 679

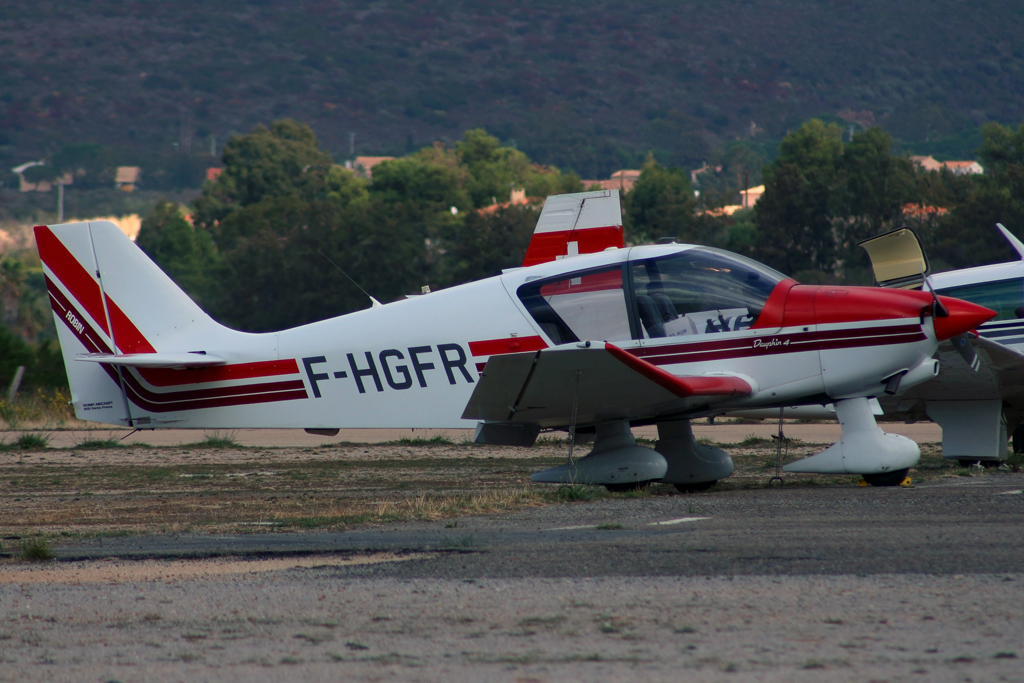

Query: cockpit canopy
517 247 787 344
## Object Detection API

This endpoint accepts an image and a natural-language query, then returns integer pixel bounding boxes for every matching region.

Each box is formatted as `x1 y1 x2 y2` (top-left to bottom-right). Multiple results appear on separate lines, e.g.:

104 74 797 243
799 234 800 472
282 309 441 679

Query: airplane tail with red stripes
35 220 281 427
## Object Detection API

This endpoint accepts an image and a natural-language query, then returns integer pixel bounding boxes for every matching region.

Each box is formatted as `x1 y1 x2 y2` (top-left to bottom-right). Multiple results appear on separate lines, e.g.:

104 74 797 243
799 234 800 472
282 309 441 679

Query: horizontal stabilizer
462 342 752 429
76 352 227 368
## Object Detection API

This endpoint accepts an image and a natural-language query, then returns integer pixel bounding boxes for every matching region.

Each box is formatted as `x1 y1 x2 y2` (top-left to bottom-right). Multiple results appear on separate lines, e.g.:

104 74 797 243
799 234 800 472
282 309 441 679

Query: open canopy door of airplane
858 227 929 289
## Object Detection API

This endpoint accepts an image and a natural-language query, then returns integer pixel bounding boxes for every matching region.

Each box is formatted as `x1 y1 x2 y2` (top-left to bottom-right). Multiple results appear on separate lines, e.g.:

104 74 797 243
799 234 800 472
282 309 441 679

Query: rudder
35 221 235 425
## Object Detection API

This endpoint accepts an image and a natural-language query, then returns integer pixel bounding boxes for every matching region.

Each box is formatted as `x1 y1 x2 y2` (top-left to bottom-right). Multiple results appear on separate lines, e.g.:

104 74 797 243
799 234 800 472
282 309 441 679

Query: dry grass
0 389 79 430
0 437 1011 540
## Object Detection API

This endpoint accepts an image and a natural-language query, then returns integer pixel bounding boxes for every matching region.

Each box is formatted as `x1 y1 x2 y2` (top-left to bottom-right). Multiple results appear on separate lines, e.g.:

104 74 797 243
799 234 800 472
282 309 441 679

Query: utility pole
210 134 216 157
349 132 355 158
743 169 749 209
57 180 64 222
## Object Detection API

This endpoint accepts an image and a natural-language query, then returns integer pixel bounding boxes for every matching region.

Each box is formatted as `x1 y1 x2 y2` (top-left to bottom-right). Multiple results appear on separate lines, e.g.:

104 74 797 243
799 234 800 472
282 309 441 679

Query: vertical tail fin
35 221 287 426
521 190 624 267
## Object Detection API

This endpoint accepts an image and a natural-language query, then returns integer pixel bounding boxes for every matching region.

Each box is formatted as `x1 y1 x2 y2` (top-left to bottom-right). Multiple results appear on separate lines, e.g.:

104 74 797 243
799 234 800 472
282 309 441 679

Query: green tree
209 196 427 332
923 120 1024 270
191 119 334 229
624 157 697 244
437 204 539 287
836 127 917 278
0 325 33 389
754 120 844 277
136 200 220 307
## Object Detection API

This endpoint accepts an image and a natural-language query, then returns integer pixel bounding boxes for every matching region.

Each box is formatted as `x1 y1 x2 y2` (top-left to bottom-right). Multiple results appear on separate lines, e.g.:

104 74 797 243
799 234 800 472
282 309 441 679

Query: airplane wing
462 342 751 428
521 190 624 267
888 335 1024 403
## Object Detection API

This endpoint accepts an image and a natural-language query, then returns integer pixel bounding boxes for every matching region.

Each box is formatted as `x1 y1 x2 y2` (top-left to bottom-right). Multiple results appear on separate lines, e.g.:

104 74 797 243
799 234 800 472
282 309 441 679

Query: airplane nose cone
932 296 996 340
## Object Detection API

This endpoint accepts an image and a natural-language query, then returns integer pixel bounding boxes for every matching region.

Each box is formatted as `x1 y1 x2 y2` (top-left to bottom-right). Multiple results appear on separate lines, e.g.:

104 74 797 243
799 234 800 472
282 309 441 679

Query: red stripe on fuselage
138 359 301 387
522 226 624 267
469 335 547 357
632 324 926 366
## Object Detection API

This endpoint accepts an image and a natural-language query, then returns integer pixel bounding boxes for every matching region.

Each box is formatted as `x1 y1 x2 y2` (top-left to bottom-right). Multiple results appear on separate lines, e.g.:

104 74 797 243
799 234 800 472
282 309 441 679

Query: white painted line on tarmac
542 525 598 531
996 490 1022 495
649 517 710 526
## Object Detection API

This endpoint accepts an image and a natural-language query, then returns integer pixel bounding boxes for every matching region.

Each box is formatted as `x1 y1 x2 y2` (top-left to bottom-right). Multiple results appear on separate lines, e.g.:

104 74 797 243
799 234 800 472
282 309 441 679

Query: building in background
581 169 641 192
115 166 141 192
349 156 395 180
911 155 983 175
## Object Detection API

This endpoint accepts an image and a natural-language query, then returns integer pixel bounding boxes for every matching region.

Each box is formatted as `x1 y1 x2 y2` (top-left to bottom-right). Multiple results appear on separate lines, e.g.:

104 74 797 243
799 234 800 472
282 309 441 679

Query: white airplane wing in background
521 190 624 267
861 223 1024 461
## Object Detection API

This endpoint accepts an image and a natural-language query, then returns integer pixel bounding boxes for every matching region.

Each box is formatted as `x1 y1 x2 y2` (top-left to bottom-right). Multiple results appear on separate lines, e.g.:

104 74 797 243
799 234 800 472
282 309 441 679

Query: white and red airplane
34 190 993 488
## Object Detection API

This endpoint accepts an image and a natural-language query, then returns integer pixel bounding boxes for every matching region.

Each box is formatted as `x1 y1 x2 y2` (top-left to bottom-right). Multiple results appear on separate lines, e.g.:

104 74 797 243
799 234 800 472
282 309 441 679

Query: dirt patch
0 437 1000 538
0 552 428 584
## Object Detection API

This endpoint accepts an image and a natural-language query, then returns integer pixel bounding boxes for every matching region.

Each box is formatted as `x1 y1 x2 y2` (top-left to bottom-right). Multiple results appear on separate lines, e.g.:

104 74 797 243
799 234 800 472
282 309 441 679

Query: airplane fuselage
46 240 961 430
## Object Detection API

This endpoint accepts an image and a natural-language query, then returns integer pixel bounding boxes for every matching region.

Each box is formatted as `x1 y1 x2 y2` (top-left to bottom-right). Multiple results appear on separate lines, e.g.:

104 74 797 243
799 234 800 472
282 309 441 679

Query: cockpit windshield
630 247 785 339
516 247 787 345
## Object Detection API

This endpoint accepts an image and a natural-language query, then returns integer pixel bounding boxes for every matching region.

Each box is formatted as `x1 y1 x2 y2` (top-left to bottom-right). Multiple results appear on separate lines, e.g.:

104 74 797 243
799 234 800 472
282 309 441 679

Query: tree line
3 115 1024 392
752 119 1024 284
136 117 1024 334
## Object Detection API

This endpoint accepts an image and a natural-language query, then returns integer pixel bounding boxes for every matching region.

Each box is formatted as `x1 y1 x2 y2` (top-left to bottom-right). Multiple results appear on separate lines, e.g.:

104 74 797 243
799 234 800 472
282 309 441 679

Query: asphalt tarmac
5 472 1024 682
56 473 1024 578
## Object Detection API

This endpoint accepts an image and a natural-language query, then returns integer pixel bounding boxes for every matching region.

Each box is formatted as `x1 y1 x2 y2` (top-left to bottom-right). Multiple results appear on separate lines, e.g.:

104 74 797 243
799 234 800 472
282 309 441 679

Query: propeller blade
951 333 981 371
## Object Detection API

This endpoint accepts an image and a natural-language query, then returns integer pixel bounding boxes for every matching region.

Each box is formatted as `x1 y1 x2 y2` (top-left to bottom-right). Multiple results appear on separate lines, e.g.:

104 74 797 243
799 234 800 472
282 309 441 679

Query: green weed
440 534 475 549
197 432 243 448
554 484 603 501
14 433 49 450
19 537 54 562
397 435 453 446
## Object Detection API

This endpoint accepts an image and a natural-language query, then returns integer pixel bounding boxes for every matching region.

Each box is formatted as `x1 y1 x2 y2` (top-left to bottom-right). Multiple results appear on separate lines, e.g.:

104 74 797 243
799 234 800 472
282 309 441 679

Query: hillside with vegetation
4 1 1024 395
1 0 1022 189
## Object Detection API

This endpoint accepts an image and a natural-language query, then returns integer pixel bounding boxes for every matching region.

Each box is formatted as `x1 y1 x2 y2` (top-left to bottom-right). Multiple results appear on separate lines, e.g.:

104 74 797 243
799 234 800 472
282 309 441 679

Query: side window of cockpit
937 278 1024 321
630 248 783 339
517 266 632 344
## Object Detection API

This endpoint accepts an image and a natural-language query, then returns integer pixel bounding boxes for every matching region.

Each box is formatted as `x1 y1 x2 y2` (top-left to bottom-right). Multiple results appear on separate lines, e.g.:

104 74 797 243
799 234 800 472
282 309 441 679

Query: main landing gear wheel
605 480 655 493
862 468 911 487
674 481 716 493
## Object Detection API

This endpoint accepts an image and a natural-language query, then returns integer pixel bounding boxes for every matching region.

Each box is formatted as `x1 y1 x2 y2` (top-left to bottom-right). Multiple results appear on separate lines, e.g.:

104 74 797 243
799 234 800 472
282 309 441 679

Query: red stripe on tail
521 226 623 267
35 226 109 335
36 225 157 354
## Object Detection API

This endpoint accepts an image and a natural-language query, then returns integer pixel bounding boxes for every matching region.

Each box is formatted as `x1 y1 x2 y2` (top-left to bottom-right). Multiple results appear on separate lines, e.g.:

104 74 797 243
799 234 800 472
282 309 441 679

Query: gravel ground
1 568 1021 682
0 428 1020 682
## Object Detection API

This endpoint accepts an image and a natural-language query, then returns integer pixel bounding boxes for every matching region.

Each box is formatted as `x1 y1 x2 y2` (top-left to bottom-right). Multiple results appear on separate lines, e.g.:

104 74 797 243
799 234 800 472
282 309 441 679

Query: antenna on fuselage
316 249 383 308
